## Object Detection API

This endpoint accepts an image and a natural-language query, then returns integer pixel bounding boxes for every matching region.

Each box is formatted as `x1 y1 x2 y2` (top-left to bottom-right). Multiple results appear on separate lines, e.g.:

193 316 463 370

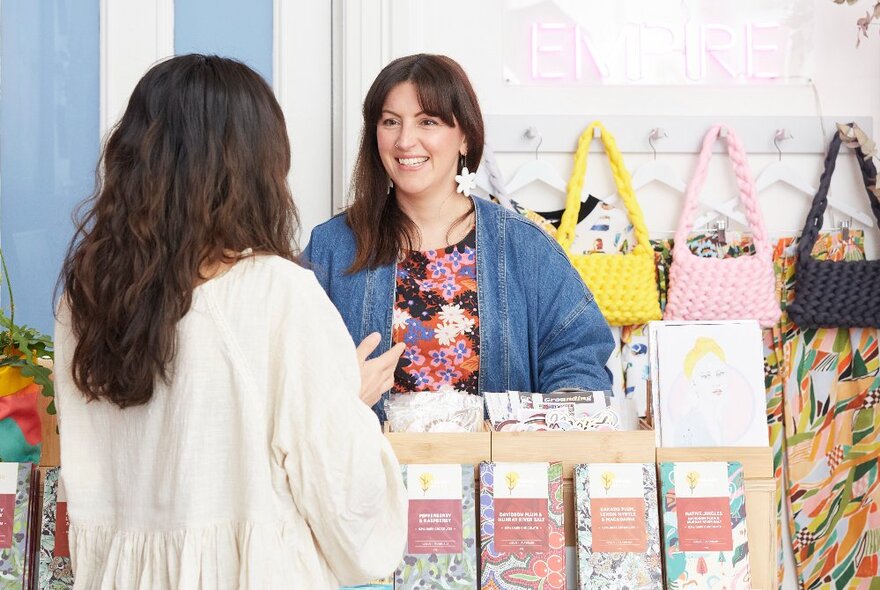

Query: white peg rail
485 116 874 155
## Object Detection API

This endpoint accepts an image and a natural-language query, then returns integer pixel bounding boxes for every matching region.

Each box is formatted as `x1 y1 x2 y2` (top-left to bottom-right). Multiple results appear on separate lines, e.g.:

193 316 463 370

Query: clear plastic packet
484 389 622 432
385 389 484 433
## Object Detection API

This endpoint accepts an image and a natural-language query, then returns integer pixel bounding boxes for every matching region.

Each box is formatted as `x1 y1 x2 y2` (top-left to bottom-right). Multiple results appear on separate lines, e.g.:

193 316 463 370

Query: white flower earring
454 153 477 197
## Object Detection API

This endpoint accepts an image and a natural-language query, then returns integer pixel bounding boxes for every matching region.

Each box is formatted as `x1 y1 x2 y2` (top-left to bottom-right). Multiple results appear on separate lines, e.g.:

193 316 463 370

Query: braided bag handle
673 124 771 257
788 126 880 328
555 121 661 325
796 129 880 259
558 121 652 259
665 124 781 327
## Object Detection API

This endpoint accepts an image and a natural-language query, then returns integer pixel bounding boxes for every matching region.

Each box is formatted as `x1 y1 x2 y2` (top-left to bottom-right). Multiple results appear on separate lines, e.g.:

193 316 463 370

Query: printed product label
591 497 647 552
587 463 648 553
408 499 462 554
492 463 550 553
55 501 70 557
0 493 13 549
405 464 463 555
676 497 733 551
494 498 549 553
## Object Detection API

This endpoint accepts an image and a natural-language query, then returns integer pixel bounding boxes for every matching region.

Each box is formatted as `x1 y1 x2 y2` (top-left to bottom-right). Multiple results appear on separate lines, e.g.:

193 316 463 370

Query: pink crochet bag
664 124 781 328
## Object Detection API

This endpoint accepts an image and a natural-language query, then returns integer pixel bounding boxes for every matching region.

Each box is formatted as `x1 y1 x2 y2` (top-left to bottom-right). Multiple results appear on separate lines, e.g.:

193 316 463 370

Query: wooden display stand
382 422 491 468
43 398 774 589
34 391 60 507
38 390 60 467
383 426 775 590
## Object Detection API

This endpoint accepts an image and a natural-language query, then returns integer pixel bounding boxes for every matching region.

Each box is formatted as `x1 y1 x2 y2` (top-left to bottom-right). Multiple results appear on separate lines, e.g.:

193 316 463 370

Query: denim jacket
302 197 614 421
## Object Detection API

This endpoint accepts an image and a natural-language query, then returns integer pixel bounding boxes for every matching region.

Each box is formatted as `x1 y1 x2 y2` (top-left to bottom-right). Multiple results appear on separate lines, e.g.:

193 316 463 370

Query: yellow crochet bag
556 121 662 326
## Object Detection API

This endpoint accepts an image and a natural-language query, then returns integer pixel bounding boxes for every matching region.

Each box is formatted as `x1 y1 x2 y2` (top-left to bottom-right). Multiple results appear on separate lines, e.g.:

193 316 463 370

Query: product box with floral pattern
659 461 751 589
39 467 73 589
0 462 37 589
395 464 477 589
479 461 565 590
573 462 662 589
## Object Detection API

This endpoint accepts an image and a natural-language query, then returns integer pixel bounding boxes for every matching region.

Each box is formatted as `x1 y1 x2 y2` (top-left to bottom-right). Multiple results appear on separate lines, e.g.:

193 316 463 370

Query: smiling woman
348 54 484 271
302 54 615 422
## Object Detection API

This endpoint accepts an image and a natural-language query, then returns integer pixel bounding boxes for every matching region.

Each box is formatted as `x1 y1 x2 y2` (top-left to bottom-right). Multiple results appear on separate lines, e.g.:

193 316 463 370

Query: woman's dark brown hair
59 54 298 408
347 54 485 271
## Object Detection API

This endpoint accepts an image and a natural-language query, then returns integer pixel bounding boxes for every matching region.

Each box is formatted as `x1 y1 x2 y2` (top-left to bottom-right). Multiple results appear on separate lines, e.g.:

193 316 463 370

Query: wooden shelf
382 422 491 467
382 426 776 590
38 390 60 467
491 429 656 478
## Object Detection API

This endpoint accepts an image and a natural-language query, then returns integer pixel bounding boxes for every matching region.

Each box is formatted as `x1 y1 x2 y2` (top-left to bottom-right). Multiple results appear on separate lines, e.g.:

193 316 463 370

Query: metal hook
839 218 851 243
713 219 728 245
648 128 668 161
773 129 792 162
524 126 543 160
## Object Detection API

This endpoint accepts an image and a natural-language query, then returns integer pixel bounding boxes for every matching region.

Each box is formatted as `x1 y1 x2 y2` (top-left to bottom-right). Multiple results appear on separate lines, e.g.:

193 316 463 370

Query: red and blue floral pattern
392 229 479 394
479 462 566 589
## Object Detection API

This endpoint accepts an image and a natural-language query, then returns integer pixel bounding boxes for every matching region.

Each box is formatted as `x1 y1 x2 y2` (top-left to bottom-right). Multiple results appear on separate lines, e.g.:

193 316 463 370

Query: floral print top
392 228 479 394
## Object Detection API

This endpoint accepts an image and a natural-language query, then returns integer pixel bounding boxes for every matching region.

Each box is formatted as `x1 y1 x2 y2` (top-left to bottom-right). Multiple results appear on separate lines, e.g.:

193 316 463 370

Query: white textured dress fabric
54 255 408 589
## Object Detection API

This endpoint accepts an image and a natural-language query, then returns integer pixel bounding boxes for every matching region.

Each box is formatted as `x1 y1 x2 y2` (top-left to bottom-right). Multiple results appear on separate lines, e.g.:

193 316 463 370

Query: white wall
335 0 880 260
275 0 332 241
100 0 174 139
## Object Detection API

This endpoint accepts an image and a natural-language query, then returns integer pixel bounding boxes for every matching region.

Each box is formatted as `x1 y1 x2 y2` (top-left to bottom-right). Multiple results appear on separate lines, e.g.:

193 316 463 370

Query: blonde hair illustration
684 337 726 378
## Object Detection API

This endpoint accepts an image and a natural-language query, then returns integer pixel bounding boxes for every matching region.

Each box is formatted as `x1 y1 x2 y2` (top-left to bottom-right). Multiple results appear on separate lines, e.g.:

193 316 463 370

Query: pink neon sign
527 21 782 83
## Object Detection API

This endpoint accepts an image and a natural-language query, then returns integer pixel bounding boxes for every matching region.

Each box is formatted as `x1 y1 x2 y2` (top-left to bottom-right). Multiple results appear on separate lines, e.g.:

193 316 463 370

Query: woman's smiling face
376 81 467 202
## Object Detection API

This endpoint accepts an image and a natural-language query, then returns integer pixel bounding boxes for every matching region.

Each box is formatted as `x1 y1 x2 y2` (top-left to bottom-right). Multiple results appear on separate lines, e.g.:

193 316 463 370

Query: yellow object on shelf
0 364 35 397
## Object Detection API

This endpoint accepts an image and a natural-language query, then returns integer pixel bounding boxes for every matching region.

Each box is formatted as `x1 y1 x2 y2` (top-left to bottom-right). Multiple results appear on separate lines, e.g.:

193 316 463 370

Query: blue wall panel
175 0 273 85
1 1 100 335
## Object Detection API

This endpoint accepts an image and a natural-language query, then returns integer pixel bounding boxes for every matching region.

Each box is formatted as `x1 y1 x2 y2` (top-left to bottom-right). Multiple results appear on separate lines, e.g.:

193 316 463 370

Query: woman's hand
355 332 406 407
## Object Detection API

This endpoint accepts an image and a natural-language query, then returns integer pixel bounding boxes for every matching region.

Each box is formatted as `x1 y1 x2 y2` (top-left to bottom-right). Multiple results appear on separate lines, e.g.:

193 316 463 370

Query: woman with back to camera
55 54 406 588
304 54 614 421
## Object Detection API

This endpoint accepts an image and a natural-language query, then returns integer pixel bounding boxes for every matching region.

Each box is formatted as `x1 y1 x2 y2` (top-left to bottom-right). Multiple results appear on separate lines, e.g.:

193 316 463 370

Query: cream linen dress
54 255 407 589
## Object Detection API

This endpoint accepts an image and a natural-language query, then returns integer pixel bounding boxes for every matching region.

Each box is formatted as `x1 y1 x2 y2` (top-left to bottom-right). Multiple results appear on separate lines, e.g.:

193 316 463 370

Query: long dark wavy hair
59 54 299 408
346 54 485 272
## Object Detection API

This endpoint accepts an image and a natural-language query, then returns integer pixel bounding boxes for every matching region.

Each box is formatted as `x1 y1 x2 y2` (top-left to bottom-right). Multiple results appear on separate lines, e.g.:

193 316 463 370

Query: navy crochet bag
788 126 880 329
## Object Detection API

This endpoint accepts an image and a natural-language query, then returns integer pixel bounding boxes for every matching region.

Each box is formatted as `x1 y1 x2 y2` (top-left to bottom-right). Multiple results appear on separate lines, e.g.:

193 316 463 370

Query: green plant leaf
0 246 56 411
